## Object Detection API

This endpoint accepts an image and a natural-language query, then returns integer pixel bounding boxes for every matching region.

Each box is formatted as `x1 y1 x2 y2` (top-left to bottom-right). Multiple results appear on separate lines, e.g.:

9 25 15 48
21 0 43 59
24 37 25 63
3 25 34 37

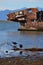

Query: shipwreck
7 8 43 31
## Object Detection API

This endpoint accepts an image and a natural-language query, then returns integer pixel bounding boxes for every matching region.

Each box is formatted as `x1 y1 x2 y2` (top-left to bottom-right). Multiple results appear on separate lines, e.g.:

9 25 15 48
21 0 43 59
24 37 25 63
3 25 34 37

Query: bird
12 42 17 45
5 51 8 53
19 44 23 48
19 51 22 55
12 42 18 49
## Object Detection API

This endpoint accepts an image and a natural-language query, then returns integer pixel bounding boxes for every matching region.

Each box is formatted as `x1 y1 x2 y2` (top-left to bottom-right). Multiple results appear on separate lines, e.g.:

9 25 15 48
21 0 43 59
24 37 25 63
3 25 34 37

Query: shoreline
0 55 43 65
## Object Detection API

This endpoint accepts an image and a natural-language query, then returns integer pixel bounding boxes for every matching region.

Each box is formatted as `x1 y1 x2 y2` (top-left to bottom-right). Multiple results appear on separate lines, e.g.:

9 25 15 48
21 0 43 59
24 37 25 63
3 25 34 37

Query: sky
0 0 43 10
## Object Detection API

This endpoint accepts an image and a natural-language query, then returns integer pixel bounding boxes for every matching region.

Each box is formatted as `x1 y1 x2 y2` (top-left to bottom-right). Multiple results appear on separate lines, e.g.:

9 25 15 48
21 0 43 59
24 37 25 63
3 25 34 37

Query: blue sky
0 0 43 10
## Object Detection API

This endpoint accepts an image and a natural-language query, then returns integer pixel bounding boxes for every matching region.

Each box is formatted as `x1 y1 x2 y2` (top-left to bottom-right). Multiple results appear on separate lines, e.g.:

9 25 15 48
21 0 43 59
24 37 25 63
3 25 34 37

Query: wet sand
0 56 43 65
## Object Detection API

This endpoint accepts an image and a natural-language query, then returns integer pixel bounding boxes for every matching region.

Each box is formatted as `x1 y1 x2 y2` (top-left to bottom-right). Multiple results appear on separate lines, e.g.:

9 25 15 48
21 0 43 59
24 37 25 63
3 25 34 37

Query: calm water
0 21 43 58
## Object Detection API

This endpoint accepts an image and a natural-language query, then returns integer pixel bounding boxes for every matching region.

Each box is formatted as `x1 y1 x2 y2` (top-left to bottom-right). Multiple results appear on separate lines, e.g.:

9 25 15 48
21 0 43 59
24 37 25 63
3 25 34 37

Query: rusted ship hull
7 8 43 31
18 22 43 31
18 27 43 31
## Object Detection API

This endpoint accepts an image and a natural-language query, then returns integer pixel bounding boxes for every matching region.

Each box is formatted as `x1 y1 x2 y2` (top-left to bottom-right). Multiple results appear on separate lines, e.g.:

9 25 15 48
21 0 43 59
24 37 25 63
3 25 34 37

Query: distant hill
0 7 43 20
0 10 14 20
0 7 27 20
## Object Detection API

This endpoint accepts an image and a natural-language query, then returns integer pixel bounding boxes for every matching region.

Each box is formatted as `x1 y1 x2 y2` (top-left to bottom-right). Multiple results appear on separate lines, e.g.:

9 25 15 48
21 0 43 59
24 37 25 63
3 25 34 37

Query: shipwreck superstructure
7 8 43 31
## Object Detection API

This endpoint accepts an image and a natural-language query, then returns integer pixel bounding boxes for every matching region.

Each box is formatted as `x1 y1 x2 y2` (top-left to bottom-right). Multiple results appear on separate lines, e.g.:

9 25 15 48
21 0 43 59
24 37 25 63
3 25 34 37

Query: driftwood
12 48 43 52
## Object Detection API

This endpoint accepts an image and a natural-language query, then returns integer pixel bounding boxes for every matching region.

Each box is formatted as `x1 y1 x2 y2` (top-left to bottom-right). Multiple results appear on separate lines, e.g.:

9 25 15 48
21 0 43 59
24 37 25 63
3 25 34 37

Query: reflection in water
0 21 43 58
0 31 43 57
6 31 43 48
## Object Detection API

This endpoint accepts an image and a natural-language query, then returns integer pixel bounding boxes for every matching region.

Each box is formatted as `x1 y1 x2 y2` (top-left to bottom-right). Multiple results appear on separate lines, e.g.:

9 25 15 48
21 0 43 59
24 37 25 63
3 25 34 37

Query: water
0 21 43 58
